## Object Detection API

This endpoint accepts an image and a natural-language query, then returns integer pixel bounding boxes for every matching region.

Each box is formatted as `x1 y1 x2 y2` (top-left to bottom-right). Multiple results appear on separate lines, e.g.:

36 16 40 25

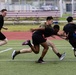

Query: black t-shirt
44 27 57 37
33 25 57 37
0 15 4 30
63 23 76 39
33 29 44 35
39 24 57 37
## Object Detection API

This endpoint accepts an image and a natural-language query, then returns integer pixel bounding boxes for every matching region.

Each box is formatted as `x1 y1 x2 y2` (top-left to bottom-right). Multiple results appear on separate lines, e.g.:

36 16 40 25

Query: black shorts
32 34 46 45
69 38 76 48
0 32 6 40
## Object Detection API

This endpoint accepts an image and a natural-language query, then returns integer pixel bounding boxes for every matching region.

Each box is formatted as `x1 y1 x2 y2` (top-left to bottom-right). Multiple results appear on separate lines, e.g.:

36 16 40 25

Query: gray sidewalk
4 20 76 24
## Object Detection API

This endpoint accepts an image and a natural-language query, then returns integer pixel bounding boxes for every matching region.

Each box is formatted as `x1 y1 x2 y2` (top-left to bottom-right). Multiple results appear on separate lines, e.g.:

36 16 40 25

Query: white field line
0 48 13 53
0 59 76 62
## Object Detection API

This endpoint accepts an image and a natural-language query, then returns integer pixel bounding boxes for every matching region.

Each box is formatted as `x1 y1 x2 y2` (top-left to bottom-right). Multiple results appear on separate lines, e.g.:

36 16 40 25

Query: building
0 0 76 16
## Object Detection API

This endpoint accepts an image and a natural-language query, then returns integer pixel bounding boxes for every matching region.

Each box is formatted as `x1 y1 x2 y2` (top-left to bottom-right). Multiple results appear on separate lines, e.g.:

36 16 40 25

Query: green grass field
3 23 65 32
0 40 76 75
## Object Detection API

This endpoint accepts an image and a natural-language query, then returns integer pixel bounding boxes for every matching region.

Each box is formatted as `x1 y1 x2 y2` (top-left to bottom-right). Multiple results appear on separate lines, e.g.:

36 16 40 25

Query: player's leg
0 32 8 46
22 33 42 54
12 48 32 60
46 39 59 53
37 42 49 63
20 48 32 53
0 38 8 46
69 39 76 57
22 40 40 54
46 39 66 60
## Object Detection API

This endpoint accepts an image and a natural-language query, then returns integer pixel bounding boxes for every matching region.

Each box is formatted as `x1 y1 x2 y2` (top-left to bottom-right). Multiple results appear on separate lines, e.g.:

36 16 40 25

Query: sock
28 43 32 47
39 57 43 60
28 41 32 47
56 53 61 58
16 51 20 55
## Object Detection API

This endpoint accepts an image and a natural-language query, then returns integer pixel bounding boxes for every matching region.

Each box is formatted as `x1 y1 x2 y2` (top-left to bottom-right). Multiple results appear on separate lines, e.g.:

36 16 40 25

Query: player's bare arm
57 31 68 40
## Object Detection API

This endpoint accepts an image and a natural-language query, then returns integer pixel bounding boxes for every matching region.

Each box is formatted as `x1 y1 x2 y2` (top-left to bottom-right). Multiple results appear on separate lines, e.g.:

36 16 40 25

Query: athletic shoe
59 52 66 60
22 40 30 45
36 59 45 63
12 50 17 60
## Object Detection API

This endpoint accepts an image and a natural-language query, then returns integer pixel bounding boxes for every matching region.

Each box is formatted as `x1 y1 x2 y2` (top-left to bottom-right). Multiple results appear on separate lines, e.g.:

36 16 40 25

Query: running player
0 9 8 46
63 16 76 57
12 16 65 63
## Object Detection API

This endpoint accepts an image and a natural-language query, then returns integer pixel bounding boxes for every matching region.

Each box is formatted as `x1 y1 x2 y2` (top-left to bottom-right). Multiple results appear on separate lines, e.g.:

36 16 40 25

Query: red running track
3 31 63 40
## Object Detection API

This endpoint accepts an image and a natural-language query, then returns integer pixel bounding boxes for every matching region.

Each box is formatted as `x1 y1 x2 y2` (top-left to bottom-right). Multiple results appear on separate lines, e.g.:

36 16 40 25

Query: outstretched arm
57 31 68 40
30 27 45 32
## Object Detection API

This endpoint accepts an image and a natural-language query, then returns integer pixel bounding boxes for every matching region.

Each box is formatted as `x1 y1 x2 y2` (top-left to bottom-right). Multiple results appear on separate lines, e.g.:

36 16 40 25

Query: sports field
0 25 76 75
0 39 76 75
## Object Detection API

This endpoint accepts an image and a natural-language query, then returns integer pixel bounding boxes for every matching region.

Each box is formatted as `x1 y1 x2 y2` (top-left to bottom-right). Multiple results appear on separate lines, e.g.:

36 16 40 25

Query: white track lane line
0 48 13 53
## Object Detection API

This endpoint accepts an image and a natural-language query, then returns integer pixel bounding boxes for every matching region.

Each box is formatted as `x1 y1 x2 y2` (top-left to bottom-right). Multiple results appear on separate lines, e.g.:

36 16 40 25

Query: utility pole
59 0 63 17
72 0 74 16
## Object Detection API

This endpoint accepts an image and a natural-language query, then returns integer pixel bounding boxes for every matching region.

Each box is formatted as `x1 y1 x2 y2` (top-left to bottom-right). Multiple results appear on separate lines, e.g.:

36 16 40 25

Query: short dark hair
46 16 53 21
66 16 73 22
1 9 7 12
53 25 60 30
